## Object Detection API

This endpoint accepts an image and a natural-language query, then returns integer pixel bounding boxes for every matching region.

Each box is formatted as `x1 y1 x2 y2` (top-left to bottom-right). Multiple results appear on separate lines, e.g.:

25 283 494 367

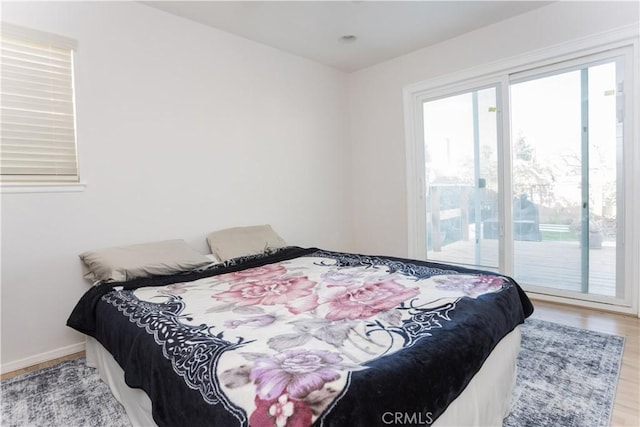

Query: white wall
2 1 639 372
348 1 639 258
0 1 352 371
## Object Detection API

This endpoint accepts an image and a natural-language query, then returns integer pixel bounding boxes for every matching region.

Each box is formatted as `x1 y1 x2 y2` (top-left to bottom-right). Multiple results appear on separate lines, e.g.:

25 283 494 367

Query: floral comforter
67 247 533 427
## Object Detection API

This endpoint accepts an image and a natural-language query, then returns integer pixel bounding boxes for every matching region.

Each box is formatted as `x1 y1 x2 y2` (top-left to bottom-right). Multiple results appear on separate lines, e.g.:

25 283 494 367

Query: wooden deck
428 238 617 297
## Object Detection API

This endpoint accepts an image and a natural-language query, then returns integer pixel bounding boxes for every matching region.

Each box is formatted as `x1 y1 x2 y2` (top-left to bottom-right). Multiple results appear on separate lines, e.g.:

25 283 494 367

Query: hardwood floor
2 300 638 426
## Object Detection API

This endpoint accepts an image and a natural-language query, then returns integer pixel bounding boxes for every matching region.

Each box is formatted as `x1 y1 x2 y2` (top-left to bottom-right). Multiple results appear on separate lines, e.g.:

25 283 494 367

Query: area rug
503 318 624 427
1 358 130 427
1 319 624 427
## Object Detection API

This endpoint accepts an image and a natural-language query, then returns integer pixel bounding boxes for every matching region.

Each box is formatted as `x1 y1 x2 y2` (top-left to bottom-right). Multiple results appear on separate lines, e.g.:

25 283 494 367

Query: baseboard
1 341 86 375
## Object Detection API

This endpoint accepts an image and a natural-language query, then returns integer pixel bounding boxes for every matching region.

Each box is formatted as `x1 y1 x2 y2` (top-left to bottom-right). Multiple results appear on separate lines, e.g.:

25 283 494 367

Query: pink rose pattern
214 276 318 315
321 279 420 321
168 261 506 427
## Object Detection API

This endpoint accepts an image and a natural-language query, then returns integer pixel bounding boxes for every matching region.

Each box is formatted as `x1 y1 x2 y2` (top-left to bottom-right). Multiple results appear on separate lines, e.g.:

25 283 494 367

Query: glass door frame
406 76 511 275
420 82 507 272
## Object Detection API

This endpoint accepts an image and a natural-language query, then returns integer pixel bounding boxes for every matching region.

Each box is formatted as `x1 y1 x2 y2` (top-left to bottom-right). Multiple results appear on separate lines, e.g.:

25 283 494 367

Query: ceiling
143 1 552 72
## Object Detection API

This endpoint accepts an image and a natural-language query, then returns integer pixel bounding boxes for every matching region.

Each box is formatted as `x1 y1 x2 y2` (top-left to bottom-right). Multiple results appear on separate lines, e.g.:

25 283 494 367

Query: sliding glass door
414 47 631 307
510 57 624 299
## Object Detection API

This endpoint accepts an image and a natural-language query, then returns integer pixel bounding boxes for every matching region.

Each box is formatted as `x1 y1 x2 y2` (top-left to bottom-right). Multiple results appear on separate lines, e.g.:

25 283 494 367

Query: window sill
1 182 87 194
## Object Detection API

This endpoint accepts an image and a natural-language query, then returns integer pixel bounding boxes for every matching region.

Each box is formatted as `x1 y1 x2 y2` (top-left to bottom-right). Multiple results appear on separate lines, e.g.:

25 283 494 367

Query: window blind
1 23 79 183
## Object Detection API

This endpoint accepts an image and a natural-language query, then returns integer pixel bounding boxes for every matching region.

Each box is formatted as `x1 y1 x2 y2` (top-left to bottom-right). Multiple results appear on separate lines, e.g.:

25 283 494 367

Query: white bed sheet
85 325 520 427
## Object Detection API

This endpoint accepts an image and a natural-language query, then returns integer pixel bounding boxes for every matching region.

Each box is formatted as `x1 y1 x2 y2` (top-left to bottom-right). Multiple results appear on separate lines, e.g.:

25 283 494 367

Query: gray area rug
1 358 130 427
504 318 624 427
1 318 624 427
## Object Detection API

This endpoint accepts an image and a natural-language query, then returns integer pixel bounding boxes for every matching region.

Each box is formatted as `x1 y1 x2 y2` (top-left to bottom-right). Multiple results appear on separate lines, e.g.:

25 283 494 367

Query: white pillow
206 225 287 262
79 239 213 282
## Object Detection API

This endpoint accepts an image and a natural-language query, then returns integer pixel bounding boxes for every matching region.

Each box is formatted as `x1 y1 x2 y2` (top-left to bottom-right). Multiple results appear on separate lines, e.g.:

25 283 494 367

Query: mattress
69 246 533 426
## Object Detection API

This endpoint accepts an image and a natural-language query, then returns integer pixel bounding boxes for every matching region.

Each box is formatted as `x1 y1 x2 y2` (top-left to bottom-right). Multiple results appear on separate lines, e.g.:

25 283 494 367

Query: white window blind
1 23 79 183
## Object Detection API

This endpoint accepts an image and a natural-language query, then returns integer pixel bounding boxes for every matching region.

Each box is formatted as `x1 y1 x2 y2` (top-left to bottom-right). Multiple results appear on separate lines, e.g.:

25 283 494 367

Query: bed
68 241 533 427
